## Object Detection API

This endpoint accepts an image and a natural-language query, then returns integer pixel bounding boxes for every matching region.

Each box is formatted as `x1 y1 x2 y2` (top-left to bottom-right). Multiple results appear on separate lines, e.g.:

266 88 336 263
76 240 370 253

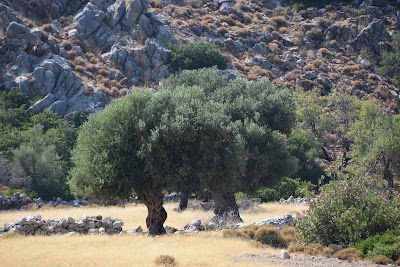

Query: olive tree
349 102 400 191
69 87 245 234
69 89 168 234
162 68 297 220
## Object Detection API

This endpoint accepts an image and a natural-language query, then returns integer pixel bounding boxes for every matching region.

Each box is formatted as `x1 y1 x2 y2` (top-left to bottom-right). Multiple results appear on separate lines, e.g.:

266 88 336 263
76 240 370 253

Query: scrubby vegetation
170 40 227 71
0 89 83 200
297 175 400 246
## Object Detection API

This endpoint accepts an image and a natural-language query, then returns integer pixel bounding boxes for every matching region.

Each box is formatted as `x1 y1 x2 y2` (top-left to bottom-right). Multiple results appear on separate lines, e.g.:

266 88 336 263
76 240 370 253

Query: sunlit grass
0 232 286 267
0 202 307 266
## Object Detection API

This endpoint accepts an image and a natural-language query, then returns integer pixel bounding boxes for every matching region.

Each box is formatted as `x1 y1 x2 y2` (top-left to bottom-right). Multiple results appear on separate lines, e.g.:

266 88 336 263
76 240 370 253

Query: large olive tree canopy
69 68 297 233
69 87 245 234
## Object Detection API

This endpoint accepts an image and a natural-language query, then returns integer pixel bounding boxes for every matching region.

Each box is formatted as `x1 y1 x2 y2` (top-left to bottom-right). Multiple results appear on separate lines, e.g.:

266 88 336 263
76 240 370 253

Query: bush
257 234 287 248
355 230 400 261
223 225 289 248
154 255 177 266
288 243 332 255
334 248 364 261
170 40 227 71
296 175 400 246
371 255 394 265
254 177 315 202
378 35 400 86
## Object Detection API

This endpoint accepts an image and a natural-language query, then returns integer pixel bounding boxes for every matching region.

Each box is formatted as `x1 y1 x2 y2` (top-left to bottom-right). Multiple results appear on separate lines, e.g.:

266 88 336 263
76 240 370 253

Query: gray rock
351 19 389 61
73 3 107 38
219 1 234 15
263 0 281 9
107 0 126 28
24 78 52 103
207 222 216 230
113 221 124 229
3 22 41 51
304 71 317 80
156 25 177 47
88 228 99 234
49 100 67 115
280 249 290 259
165 226 178 234
184 225 199 232
123 0 147 29
131 226 143 233
190 219 202 226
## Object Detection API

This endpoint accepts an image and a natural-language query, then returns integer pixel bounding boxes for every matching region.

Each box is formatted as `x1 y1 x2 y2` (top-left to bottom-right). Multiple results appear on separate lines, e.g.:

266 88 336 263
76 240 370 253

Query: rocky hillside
0 0 400 116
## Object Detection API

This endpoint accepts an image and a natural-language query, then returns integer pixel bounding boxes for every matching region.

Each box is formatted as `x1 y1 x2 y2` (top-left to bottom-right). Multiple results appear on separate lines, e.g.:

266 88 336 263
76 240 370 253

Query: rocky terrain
1 0 400 116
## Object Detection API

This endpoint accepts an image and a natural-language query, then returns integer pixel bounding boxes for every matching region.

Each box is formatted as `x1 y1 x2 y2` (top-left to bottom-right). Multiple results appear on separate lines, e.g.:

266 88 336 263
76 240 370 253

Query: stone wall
0 193 33 210
0 192 89 210
1 215 124 236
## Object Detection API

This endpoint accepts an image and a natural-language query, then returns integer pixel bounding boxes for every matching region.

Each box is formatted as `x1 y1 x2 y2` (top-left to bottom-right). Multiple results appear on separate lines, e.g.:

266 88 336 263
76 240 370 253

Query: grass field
0 202 308 267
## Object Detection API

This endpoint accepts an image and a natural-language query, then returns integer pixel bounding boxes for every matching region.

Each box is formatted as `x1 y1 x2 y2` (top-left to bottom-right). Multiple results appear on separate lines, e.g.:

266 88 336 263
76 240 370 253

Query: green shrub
297 175 400 246
254 177 315 202
378 35 400 86
154 255 177 266
170 40 227 71
355 230 400 261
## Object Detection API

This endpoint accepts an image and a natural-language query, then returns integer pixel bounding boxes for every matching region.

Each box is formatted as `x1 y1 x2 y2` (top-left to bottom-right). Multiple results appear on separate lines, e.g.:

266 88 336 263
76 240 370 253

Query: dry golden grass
0 202 303 267
0 232 285 267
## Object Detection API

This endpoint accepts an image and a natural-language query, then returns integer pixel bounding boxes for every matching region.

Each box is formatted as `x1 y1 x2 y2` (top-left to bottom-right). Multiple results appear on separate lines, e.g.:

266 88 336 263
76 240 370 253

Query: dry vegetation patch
0 229 283 267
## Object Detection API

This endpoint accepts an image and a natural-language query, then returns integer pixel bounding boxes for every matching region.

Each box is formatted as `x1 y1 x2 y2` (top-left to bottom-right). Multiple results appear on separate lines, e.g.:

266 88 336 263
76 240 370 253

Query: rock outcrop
1 0 399 117
0 0 175 116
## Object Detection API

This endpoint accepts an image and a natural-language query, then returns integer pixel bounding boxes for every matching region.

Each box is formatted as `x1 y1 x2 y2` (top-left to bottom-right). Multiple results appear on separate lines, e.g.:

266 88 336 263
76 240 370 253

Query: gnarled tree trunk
383 163 394 200
138 189 167 236
212 191 242 222
178 192 189 211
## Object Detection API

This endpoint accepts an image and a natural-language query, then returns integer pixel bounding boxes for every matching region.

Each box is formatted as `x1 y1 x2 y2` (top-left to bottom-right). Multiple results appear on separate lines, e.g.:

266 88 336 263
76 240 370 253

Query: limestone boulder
3 22 41 51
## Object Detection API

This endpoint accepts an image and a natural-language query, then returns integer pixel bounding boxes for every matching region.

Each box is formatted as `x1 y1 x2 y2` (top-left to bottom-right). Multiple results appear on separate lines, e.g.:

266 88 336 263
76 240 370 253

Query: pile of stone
0 193 90 210
183 219 206 232
278 196 309 205
0 193 33 210
254 214 295 227
0 215 124 236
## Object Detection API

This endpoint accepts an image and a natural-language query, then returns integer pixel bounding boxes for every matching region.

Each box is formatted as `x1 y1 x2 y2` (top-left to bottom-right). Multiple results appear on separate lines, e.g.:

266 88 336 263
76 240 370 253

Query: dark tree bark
383 163 394 200
212 191 242 222
178 192 189 211
138 189 167 236
321 146 332 162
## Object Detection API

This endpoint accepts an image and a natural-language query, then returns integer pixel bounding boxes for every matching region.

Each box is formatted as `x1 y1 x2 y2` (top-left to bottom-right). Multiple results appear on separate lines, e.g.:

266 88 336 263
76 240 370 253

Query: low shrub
371 255 394 265
253 177 315 202
334 248 364 261
355 230 400 261
154 255 177 266
296 175 400 246
280 226 300 244
170 40 226 71
254 226 279 240
258 234 287 248
223 225 291 248
288 243 332 255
